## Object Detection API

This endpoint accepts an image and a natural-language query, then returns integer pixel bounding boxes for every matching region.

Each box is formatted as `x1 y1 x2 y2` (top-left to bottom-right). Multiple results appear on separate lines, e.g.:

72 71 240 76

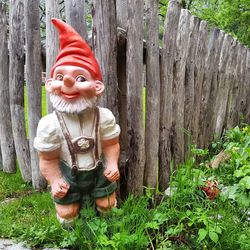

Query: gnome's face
46 65 104 100
45 65 104 114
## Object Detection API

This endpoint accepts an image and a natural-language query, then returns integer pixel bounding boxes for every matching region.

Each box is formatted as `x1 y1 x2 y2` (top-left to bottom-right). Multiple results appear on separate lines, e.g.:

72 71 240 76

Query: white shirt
34 107 120 171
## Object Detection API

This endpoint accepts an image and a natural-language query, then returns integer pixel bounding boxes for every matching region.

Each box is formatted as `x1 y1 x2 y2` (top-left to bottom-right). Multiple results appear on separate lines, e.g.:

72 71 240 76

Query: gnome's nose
63 75 75 87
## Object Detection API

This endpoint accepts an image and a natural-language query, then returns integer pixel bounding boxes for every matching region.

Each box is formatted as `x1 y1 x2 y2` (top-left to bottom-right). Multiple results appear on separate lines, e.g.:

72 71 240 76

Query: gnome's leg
55 203 80 228
95 192 117 213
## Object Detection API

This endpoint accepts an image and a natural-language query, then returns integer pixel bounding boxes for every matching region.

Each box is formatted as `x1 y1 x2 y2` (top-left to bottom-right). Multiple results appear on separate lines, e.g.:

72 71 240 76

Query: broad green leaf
239 176 250 190
209 231 219 243
198 228 208 242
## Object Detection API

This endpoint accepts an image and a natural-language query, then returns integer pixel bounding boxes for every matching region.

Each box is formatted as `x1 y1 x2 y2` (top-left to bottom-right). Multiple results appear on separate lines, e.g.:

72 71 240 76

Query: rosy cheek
51 81 62 91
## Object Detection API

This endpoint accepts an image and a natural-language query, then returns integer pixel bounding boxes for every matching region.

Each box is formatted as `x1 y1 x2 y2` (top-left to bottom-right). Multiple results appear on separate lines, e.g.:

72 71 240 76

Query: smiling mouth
61 92 80 99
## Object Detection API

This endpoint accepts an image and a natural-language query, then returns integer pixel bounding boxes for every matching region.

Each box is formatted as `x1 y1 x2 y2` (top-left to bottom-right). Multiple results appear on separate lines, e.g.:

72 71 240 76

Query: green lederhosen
54 109 117 205
54 160 117 205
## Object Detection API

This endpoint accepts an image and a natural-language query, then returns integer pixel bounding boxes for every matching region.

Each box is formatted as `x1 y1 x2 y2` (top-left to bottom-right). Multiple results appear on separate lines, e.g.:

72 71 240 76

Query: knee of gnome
95 194 116 210
56 204 80 219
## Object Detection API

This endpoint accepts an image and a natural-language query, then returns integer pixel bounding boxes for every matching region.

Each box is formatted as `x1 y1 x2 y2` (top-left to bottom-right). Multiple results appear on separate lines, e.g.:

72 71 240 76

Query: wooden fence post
116 0 128 29
159 0 181 190
0 2 16 173
45 0 61 113
126 0 145 195
214 34 233 136
239 46 247 119
9 0 31 181
144 0 160 189
172 9 191 164
204 30 225 146
246 50 250 124
92 0 119 119
25 0 46 190
226 41 240 129
65 0 86 40
184 15 200 151
192 20 208 147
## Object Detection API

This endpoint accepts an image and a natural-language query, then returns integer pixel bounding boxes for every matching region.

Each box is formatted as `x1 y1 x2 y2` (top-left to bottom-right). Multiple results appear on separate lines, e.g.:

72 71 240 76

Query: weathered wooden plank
144 0 160 189
46 0 61 113
9 0 31 181
126 0 145 195
159 0 181 190
25 0 46 190
204 30 225 145
239 46 248 119
191 20 208 146
214 34 233 136
0 2 16 173
172 9 191 164
65 0 86 40
116 0 128 29
226 41 240 129
245 50 250 124
92 0 118 119
184 15 200 151
224 39 238 130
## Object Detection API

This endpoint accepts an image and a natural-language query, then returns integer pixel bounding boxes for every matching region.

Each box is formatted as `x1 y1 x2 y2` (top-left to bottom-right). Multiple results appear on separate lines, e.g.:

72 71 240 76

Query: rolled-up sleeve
33 113 61 152
99 108 120 141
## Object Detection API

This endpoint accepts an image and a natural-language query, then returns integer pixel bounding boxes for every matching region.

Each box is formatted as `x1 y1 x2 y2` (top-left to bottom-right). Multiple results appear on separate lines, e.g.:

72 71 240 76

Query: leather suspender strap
94 107 100 161
55 111 78 176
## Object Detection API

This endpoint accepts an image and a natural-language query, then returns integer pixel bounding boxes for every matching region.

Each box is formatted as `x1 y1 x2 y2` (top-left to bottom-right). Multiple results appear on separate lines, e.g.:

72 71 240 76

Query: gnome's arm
39 150 69 198
102 137 120 182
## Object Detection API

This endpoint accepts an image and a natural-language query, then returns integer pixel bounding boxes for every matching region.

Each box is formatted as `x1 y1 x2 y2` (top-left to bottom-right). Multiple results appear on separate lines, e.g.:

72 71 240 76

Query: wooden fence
0 0 249 195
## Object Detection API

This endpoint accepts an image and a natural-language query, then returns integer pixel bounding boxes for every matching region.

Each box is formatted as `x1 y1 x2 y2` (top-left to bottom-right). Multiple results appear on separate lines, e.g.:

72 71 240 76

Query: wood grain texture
92 0 119 119
172 9 191 164
116 0 128 29
159 0 181 190
25 0 46 190
0 2 16 173
45 0 61 113
65 0 86 40
144 0 160 189
245 50 250 124
192 20 208 146
9 0 31 181
126 0 145 195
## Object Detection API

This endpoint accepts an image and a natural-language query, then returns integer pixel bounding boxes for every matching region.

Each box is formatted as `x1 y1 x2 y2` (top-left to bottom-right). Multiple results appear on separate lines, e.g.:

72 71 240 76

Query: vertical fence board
116 0 128 29
46 0 61 113
172 9 191 164
65 0 86 40
184 15 200 151
192 21 208 146
9 0 31 181
25 0 46 190
246 50 250 124
199 28 220 148
214 34 233 136
226 41 240 129
159 0 181 190
144 0 160 188
204 31 225 145
0 2 16 173
239 46 248 119
92 0 118 119
126 0 145 195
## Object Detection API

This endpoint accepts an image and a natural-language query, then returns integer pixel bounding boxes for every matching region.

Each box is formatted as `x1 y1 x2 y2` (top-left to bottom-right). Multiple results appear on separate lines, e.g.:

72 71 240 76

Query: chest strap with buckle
55 107 100 176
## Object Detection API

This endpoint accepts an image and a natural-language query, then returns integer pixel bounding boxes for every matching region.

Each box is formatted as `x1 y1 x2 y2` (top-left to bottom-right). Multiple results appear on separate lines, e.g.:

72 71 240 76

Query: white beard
49 94 97 114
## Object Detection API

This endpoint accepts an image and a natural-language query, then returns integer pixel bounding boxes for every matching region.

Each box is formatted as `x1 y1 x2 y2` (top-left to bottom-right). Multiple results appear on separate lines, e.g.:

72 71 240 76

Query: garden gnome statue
34 18 120 228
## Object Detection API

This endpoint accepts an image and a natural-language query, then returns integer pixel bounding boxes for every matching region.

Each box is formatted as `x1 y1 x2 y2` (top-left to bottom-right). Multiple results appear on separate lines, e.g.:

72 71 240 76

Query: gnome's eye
76 76 87 82
55 74 63 81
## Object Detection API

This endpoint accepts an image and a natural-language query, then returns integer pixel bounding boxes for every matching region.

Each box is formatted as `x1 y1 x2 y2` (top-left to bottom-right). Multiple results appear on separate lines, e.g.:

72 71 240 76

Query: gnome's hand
51 178 70 199
104 164 120 182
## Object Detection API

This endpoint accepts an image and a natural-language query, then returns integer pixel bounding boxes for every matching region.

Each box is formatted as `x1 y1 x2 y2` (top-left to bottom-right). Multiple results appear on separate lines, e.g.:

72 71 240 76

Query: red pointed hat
50 18 102 81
